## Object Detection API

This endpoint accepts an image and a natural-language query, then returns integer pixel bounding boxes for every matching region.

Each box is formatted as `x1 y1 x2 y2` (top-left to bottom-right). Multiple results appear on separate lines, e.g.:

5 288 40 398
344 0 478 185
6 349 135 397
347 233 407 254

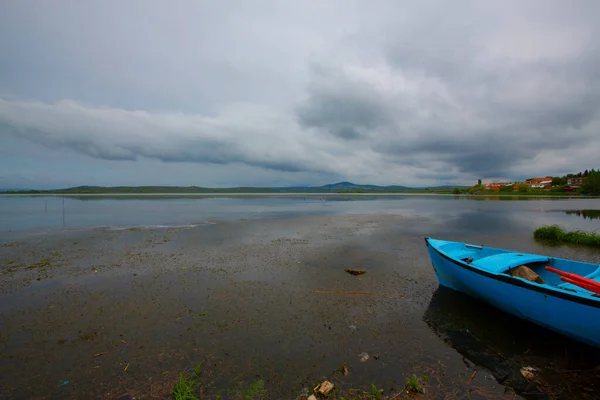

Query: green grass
337 362 349 375
405 375 423 394
226 379 268 400
534 225 600 248
172 366 266 400
172 372 200 400
170 365 427 399
172 365 202 400
367 383 384 400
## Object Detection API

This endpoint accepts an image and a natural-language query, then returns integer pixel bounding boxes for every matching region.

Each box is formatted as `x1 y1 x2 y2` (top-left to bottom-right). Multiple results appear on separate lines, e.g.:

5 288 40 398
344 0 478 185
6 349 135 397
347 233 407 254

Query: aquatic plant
172 365 202 400
367 383 384 400
172 372 199 400
405 375 423 393
25 258 51 270
534 225 600 248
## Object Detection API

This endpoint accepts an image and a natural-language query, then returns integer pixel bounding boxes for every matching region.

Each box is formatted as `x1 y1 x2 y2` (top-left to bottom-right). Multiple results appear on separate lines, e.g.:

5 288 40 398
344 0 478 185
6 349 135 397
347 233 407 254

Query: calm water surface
1 195 600 239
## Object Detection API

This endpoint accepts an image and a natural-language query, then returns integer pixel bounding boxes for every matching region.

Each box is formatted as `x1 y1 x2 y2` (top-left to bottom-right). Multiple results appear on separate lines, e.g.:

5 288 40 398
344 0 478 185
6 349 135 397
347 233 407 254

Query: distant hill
273 181 413 193
0 182 468 194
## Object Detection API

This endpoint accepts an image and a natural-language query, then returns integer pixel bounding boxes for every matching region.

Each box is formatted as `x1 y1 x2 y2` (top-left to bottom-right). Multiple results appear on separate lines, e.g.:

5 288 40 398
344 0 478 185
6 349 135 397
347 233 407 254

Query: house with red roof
525 177 552 189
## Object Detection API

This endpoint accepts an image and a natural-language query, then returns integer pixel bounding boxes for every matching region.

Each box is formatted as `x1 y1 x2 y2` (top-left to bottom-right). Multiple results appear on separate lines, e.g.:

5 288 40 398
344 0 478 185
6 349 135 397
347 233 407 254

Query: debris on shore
316 380 335 396
520 366 537 379
344 268 367 276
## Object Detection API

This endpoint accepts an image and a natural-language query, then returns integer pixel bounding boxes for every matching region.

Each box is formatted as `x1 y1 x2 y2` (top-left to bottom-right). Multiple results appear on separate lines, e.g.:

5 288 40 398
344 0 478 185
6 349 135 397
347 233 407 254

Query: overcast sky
1 0 599 189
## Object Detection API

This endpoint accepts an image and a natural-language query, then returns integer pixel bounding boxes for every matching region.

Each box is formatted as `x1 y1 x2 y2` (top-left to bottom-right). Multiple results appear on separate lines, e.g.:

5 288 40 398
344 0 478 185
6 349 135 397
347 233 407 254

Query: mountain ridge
0 182 469 194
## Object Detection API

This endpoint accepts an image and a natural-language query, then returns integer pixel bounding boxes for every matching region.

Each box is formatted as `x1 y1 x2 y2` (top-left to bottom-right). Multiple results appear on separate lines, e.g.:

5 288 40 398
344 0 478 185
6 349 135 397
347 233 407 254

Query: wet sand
1 213 599 399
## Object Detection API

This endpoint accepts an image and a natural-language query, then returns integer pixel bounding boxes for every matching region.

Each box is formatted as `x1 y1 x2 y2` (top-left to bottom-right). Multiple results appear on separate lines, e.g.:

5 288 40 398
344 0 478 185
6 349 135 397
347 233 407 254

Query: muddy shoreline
1 213 599 399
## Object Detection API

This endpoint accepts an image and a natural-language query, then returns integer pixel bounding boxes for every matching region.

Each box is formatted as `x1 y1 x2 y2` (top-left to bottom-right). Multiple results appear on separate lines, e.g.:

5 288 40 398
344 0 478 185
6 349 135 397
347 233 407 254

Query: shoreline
2 209 599 399
0 192 596 198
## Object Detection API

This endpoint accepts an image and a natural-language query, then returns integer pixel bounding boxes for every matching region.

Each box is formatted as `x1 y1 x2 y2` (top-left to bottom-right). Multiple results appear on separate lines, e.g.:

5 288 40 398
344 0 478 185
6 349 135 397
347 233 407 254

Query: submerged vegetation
534 225 600 248
404 375 427 394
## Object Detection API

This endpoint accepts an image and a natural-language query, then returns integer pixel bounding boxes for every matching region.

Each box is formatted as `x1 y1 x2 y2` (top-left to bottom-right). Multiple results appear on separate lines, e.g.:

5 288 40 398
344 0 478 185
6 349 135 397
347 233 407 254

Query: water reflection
564 209 600 220
3 195 600 236
55 194 410 202
468 196 565 201
449 211 526 234
423 287 600 399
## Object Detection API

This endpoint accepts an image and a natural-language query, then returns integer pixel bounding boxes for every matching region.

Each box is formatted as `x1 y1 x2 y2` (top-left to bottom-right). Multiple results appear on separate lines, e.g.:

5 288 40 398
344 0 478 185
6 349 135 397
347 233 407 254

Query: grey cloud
0 99 335 174
293 1 600 178
0 0 357 112
297 68 392 140
296 66 393 140
2 0 600 188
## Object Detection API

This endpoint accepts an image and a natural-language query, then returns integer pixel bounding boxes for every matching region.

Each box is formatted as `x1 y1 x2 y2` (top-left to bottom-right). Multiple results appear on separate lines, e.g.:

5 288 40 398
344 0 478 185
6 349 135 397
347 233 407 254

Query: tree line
581 170 600 195
461 168 600 196
549 169 599 195
549 168 598 186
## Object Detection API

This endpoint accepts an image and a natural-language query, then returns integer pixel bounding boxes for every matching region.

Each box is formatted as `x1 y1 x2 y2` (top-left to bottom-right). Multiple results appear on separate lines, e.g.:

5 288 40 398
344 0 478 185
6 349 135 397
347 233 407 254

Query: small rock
510 266 545 284
520 366 537 379
359 352 369 362
318 381 334 396
307 396 317 400
348 324 357 330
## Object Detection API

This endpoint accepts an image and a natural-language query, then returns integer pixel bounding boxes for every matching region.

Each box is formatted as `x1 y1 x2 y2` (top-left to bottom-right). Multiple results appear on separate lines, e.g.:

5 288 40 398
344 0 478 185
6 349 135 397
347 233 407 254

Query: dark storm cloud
296 66 392 140
294 1 600 178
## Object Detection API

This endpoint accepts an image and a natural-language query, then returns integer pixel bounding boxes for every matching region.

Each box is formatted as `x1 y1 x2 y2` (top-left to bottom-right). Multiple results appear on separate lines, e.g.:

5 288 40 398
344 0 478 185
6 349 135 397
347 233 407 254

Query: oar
560 276 600 294
545 266 600 294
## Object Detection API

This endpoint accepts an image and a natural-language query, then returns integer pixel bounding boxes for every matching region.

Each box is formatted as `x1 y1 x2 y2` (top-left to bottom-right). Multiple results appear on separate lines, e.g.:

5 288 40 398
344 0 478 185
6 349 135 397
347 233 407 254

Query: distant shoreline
0 192 444 196
2 180 595 197
0 192 594 198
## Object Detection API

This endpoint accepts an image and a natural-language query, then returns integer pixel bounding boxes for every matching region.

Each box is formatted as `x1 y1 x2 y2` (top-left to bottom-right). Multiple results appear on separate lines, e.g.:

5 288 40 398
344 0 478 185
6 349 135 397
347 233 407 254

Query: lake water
1 195 600 399
1 194 599 240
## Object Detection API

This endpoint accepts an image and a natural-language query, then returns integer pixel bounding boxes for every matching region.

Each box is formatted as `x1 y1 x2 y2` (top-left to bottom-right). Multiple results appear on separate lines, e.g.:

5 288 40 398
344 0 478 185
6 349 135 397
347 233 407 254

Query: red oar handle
547 266 600 293
546 266 573 277
561 277 600 294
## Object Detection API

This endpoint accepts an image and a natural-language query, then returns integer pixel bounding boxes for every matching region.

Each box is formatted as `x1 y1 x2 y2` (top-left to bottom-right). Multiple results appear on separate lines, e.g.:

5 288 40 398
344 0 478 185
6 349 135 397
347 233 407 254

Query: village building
525 177 552 189
567 177 587 185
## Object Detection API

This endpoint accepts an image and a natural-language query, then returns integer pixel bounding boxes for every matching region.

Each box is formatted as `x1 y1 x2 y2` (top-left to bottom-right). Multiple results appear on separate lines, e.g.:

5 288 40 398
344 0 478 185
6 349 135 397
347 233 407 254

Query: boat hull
426 239 600 348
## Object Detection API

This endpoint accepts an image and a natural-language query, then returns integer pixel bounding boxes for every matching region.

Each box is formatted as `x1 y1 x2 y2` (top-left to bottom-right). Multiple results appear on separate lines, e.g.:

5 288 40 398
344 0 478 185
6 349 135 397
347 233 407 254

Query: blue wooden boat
425 237 600 347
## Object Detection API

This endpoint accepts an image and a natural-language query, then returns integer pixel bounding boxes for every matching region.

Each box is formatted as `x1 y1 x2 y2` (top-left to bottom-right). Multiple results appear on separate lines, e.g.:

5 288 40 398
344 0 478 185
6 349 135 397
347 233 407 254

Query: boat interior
433 240 600 297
